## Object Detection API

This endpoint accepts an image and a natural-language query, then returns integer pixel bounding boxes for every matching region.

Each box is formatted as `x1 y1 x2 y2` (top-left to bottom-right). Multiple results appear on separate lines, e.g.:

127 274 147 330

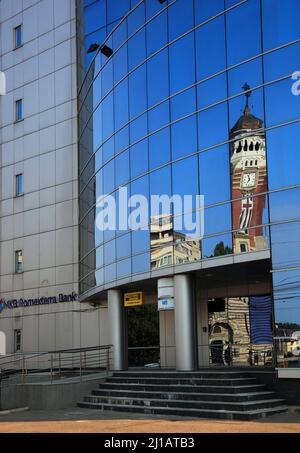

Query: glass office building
78 0 300 374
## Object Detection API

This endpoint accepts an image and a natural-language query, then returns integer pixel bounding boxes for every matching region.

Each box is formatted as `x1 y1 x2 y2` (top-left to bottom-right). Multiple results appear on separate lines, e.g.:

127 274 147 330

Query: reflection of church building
230 90 268 254
209 297 273 366
150 215 200 269
208 297 251 366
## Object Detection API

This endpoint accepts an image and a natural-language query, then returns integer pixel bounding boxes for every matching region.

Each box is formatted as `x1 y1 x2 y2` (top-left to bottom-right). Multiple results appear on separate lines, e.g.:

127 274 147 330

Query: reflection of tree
212 241 233 257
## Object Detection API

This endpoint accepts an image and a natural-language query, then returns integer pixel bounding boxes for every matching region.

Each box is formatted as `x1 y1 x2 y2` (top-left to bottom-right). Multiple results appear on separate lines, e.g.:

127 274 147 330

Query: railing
0 341 277 386
207 343 274 367
128 343 275 368
0 345 112 387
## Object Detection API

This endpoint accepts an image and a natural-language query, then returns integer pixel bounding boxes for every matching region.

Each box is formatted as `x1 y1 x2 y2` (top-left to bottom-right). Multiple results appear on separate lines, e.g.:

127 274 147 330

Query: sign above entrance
158 298 175 311
124 291 144 307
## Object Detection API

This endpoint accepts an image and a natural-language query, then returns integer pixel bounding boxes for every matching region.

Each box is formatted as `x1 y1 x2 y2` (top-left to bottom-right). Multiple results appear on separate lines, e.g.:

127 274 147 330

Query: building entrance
127 303 160 367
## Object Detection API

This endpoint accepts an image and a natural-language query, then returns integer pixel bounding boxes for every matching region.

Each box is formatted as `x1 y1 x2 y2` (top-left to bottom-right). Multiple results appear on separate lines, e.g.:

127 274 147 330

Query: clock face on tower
241 171 257 189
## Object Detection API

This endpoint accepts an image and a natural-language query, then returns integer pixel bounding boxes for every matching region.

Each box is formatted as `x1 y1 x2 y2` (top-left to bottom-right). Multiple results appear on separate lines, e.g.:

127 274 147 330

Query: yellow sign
124 291 144 307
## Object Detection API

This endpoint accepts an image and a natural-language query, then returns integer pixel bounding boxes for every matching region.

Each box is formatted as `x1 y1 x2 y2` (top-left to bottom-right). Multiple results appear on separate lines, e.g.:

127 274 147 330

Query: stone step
92 388 275 402
78 370 287 420
77 400 288 421
100 381 266 394
82 394 285 412
112 371 250 379
105 376 258 386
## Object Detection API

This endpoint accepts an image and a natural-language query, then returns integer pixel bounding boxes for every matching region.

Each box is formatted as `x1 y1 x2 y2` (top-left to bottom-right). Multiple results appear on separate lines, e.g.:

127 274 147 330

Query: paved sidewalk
0 406 300 433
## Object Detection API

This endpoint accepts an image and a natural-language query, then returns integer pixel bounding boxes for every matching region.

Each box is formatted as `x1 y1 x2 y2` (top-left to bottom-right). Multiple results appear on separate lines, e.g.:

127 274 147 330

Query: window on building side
15 99 23 121
14 329 22 353
16 174 23 196
14 25 22 49
240 244 247 253
15 250 23 273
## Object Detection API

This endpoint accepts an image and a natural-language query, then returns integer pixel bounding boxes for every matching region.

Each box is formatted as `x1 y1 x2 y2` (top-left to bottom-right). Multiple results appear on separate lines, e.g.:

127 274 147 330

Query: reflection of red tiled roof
231 105 263 134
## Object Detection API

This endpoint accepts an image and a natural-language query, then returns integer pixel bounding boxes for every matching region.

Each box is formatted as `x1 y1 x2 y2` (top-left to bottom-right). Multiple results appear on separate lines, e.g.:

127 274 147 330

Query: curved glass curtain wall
82 1 141 69
79 0 300 326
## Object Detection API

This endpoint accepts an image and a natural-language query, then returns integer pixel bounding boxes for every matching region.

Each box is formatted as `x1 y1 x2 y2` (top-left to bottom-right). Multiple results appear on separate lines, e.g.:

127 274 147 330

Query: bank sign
0 292 77 313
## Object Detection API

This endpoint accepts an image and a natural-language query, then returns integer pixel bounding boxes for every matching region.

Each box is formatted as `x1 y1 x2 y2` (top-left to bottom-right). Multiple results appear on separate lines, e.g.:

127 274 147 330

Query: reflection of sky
81 0 300 285
84 0 133 68
270 189 300 224
87 0 300 198
267 123 300 190
265 78 300 127
274 269 300 324
262 0 300 51
226 0 261 66
199 146 230 205
272 222 300 270
264 41 300 82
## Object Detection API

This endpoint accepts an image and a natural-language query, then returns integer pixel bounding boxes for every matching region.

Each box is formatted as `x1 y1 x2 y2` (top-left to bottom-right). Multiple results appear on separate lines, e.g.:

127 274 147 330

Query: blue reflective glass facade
78 0 300 367
82 0 138 68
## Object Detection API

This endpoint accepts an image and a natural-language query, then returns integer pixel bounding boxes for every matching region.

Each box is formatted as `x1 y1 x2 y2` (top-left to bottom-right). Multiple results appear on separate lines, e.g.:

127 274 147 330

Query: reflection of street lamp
87 43 113 58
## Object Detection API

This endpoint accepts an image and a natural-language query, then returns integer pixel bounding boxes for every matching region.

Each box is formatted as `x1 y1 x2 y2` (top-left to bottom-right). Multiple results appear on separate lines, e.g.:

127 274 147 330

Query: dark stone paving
1 406 300 423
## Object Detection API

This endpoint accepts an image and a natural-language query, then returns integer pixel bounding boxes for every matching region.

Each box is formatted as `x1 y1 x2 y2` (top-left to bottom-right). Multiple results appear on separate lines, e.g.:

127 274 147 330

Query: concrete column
158 278 175 368
108 289 127 370
174 274 197 371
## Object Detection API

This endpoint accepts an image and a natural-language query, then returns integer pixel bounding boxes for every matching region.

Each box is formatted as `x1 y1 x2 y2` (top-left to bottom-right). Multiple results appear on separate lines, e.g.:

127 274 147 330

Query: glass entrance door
127 303 160 367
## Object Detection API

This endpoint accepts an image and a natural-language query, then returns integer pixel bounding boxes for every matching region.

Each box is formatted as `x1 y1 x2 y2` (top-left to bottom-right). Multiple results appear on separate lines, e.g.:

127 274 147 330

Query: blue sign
158 298 175 311
0 292 77 313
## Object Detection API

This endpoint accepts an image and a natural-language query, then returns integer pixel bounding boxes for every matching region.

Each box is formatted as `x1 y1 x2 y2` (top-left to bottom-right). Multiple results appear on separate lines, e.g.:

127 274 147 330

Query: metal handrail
0 351 49 368
156 343 275 368
128 346 160 350
48 344 113 354
0 344 112 387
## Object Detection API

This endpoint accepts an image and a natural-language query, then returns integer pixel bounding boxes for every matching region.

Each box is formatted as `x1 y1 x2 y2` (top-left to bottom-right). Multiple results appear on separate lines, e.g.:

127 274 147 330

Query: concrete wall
0 0 109 354
0 304 109 363
1 374 110 410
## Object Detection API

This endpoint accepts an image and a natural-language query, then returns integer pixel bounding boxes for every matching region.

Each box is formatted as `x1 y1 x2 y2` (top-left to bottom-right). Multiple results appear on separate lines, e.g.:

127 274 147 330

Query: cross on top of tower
242 83 252 110
230 83 263 134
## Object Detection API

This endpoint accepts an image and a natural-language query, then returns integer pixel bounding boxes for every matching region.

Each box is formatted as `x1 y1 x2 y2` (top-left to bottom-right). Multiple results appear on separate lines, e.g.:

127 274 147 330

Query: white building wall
0 0 106 356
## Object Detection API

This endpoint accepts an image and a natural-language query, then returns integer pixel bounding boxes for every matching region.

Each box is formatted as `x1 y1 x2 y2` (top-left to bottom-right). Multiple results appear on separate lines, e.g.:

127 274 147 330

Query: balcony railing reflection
208 342 274 367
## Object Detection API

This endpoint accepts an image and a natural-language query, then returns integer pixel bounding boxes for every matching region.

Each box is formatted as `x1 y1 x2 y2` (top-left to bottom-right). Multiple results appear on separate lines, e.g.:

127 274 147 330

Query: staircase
78 370 287 420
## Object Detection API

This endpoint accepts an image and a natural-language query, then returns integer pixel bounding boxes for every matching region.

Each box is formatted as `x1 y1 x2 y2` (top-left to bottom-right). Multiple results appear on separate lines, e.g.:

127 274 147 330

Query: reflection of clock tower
230 85 268 254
